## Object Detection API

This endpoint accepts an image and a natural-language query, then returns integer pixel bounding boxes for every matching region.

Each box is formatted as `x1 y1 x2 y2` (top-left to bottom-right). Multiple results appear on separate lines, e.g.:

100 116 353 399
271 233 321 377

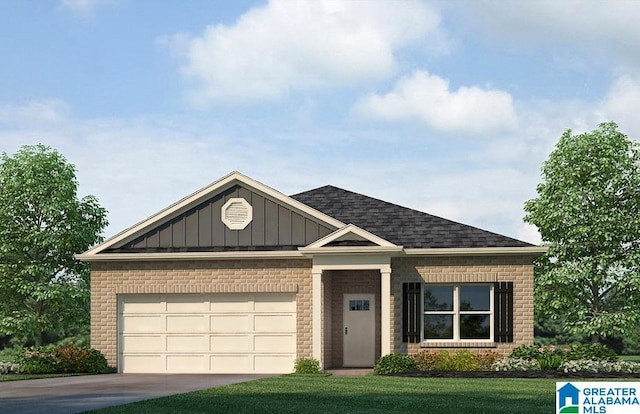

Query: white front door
343 294 375 367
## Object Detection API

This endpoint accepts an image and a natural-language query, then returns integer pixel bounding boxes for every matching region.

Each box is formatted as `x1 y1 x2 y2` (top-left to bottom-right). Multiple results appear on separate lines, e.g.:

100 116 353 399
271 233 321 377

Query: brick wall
90 259 312 367
390 255 535 356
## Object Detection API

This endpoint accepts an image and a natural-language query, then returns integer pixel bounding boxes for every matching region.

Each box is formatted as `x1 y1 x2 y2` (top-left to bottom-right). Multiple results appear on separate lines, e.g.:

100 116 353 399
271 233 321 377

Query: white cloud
353 70 517 134
0 99 70 126
598 75 640 137
460 0 640 66
165 0 446 105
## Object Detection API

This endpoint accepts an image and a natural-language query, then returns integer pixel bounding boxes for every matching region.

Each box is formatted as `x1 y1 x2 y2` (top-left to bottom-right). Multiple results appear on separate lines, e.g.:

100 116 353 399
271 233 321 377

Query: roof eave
75 250 306 262
403 246 548 256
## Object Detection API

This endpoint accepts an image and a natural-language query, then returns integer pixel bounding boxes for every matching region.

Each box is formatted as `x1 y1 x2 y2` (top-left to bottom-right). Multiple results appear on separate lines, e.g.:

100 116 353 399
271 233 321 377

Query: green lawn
88 375 560 414
0 373 81 382
621 355 640 362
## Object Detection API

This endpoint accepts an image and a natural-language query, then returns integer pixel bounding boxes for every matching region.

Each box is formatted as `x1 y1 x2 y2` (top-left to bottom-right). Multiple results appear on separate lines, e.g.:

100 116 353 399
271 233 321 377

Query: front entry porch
321 270 381 368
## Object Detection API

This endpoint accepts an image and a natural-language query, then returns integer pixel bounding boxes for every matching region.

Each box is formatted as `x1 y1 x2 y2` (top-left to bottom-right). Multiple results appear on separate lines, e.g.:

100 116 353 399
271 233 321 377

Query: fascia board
403 246 548 256
75 250 306 262
80 171 345 257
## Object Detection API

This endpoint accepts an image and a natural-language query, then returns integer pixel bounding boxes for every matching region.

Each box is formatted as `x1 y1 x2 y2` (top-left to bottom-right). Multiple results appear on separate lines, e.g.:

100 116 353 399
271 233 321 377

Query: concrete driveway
0 373 271 414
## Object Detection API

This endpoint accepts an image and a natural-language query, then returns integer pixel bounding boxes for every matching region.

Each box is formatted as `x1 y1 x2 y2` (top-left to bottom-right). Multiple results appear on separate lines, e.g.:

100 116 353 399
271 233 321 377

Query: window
422 284 493 341
349 300 370 311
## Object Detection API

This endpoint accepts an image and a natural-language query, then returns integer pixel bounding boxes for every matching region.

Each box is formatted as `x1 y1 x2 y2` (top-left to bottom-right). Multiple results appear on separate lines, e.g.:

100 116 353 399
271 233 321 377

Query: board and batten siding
107 185 334 252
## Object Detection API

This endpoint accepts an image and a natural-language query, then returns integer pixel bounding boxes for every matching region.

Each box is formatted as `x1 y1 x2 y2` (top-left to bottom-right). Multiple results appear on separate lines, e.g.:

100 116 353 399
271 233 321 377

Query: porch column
380 265 392 356
312 269 323 366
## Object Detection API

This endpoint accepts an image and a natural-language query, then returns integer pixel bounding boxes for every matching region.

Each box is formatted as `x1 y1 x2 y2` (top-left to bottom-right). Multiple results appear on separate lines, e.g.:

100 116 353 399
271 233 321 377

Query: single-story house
78 171 546 374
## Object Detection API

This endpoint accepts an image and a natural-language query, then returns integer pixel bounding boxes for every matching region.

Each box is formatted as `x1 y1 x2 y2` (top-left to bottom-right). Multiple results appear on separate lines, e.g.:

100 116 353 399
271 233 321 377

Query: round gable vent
221 198 253 230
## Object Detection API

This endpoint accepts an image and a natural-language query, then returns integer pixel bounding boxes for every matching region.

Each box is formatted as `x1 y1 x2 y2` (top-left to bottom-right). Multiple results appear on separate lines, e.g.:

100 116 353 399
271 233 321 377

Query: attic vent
221 198 253 230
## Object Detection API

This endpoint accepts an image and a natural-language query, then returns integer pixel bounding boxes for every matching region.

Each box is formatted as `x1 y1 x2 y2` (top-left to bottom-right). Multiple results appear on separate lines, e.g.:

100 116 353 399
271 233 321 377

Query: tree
0 144 108 345
524 122 640 342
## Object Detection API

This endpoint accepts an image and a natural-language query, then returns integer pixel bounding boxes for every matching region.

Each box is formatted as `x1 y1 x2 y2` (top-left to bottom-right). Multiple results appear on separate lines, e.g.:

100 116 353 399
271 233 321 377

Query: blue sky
1 0 639 243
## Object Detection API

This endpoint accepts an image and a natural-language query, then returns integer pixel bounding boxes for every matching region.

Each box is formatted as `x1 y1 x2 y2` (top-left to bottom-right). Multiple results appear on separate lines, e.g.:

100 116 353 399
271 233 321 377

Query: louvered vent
221 198 253 230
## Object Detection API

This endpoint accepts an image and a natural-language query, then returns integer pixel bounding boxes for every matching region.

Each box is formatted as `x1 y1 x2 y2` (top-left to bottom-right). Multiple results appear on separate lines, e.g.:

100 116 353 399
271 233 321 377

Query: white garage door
118 293 296 374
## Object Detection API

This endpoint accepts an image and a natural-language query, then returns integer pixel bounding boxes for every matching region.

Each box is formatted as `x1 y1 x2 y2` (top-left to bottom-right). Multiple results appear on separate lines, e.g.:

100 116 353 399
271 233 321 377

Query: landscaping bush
565 343 618 362
475 351 503 370
16 349 58 374
293 358 321 374
54 344 109 374
492 357 540 371
560 359 640 374
434 350 480 371
15 344 109 374
0 361 21 375
410 350 438 371
374 354 418 375
410 350 502 371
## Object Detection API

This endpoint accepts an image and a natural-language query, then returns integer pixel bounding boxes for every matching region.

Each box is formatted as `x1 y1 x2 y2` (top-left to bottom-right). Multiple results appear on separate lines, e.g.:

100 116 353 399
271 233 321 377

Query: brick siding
90 259 312 367
390 255 534 356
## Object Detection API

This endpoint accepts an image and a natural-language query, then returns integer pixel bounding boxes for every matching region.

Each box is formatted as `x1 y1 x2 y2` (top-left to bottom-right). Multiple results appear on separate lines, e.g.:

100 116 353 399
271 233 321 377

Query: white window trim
421 284 494 343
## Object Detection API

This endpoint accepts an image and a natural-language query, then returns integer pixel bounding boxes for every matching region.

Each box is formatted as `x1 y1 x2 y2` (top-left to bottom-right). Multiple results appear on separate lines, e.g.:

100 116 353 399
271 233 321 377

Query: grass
621 355 640 362
88 375 562 414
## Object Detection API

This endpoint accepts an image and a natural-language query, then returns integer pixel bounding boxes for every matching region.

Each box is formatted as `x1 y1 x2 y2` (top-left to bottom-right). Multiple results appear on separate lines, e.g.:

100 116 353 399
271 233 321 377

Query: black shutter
494 282 514 343
402 282 421 343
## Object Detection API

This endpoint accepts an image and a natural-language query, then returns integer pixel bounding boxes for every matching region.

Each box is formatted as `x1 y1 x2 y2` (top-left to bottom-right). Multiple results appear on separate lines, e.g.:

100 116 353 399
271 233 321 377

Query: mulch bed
395 370 640 379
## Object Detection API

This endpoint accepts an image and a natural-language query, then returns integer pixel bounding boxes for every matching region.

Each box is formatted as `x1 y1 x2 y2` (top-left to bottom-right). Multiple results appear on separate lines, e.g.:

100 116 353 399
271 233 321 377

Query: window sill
420 341 497 348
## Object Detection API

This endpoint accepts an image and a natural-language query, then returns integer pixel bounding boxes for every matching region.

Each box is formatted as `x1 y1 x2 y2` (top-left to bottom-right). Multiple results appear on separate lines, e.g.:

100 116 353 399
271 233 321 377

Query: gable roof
80 171 344 257
291 185 533 249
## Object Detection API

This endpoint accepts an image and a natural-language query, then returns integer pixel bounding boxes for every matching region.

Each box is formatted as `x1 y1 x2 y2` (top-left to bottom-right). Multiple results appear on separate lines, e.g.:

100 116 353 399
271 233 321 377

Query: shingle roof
291 185 532 249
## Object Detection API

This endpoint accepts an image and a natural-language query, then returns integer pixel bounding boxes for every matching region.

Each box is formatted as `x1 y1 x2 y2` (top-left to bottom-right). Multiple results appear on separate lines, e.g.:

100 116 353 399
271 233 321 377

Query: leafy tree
0 144 108 346
524 122 640 342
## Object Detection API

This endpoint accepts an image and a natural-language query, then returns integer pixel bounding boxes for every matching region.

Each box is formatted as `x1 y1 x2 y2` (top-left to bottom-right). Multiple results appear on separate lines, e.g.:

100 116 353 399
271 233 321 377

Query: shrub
492 357 540 371
374 354 418 375
537 352 564 370
560 359 640 374
54 344 109 374
15 344 109 375
0 361 21 375
475 351 503 370
410 350 438 371
293 358 321 374
565 343 618 362
16 349 58 374
434 350 480 371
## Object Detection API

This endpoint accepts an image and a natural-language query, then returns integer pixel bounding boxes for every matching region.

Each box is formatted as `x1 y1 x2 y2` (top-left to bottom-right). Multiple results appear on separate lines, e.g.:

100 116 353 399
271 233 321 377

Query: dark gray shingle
291 185 532 249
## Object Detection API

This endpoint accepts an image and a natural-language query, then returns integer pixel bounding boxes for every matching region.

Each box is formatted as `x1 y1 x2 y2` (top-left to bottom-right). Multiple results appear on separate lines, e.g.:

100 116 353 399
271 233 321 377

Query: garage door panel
120 294 296 374
255 355 295 374
210 335 251 352
122 335 164 352
210 315 250 332
121 295 164 312
210 295 252 312
166 315 208 332
166 294 209 312
210 355 252 373
254 294 296 312
166 355 207 373
122 355 163 373
254 335 296 352
122 315 162 332
167 335 207 352
254 314 295 332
